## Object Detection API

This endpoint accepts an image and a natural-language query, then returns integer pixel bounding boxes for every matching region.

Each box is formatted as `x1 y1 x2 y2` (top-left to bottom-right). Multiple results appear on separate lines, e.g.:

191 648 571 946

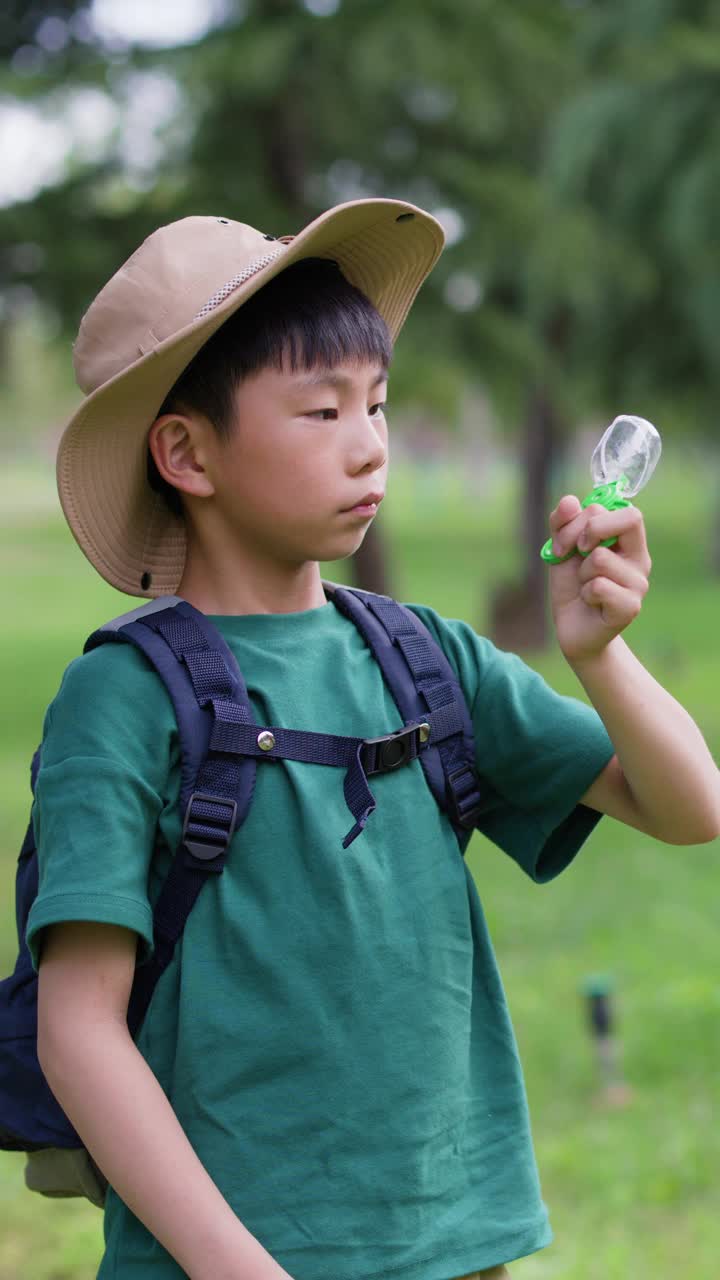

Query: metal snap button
257 731 275 752
419 723 430 743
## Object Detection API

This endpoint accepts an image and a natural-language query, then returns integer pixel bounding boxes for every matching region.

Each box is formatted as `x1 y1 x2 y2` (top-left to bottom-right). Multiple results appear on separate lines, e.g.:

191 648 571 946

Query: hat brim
57 198 444 597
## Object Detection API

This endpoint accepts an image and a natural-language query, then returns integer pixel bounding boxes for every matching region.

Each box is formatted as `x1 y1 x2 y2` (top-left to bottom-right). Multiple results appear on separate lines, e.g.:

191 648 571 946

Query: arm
37 922 294 1280
575 636 720 842
547 497 720 844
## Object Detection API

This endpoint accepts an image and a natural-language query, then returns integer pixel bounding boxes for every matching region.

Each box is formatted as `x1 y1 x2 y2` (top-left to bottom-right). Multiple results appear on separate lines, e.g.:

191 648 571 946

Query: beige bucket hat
57 198 445 598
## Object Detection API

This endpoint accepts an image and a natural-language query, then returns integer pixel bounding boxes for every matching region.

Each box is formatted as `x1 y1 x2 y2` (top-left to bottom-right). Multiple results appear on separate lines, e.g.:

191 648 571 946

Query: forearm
39 1020 291 1280
570 636 720 842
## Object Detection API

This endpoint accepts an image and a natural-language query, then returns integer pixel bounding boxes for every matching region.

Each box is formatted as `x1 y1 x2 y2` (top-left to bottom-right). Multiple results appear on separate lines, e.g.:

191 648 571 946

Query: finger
549 501 603 560
580 576 643 629
548 495 582 536
579 506 651 572
577 545 650 597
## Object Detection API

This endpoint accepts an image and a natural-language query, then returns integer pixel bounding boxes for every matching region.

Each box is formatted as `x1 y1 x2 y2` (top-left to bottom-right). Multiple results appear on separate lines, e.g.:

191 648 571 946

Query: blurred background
1 2 719 1277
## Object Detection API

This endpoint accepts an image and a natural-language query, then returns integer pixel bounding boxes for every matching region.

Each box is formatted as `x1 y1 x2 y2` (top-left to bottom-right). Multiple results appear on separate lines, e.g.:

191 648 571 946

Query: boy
29 199 719 1280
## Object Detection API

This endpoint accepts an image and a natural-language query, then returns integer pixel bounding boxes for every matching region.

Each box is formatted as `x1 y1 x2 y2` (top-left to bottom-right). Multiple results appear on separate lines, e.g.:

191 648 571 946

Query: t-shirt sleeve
26 644 174 970
406 605 616 882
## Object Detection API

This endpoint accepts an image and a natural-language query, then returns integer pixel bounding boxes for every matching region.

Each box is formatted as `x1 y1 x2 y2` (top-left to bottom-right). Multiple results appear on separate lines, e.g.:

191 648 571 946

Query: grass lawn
1 453 719 1279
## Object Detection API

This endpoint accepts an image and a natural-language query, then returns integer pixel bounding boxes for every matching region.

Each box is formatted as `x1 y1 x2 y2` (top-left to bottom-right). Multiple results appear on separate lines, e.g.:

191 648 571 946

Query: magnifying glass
540 415 662 566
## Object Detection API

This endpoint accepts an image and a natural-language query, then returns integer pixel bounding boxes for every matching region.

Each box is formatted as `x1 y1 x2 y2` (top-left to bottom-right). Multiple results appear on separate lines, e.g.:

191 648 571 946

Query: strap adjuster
181 791 238 865
360 721 430 777
445 763 484 829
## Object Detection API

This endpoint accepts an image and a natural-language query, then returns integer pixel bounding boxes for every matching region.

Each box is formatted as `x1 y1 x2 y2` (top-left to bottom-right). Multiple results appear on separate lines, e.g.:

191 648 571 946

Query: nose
348 407 387 476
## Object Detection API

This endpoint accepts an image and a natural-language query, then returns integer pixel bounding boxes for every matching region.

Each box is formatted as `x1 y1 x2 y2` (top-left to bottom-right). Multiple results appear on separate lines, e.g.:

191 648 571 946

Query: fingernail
578 532 588 550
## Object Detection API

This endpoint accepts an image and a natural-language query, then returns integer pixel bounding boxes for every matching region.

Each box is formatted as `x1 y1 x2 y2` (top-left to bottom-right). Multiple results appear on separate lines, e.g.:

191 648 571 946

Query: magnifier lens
590 416 662 498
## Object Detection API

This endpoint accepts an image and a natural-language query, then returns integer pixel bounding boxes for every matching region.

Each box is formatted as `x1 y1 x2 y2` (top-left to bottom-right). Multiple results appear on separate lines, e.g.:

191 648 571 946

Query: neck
176 527 329 616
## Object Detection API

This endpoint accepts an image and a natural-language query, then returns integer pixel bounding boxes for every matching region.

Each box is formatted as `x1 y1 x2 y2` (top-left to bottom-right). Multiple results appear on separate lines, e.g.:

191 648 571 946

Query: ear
148 413 216 500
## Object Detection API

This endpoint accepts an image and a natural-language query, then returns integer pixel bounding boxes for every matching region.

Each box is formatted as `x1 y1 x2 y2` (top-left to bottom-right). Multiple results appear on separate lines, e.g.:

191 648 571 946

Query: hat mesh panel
193 249 285 319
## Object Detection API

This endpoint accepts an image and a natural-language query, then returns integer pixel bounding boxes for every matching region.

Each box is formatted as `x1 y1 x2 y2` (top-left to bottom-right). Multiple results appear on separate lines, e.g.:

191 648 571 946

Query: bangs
256 265 393 375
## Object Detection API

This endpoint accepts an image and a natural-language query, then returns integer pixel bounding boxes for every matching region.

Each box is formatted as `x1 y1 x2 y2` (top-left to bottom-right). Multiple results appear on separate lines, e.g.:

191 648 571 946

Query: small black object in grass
580 974 634 1107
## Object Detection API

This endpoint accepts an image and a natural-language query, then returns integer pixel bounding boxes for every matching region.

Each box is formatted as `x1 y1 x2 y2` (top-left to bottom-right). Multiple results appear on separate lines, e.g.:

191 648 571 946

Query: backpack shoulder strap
85 596 254 822
322 581 484 851
85 597 260 1035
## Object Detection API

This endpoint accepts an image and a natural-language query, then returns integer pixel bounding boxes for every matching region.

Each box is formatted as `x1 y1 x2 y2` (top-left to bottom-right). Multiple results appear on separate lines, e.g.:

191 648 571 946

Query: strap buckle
360 721 430 777
181 791 238 866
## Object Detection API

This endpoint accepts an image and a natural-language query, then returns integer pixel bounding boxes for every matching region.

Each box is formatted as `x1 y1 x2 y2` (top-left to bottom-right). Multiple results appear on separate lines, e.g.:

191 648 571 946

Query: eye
305 408 338 420
369 402 387 418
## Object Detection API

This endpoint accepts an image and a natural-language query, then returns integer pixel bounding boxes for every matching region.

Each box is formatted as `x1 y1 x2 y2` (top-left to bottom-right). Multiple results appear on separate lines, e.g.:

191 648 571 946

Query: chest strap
204 699 457 849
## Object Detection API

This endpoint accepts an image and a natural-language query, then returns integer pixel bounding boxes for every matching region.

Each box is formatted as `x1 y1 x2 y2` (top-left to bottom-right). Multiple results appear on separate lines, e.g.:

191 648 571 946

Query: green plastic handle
540 480 632 566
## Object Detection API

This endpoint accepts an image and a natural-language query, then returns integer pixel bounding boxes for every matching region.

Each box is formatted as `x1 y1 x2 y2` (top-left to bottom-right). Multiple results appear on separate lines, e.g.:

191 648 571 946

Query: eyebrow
289 368 389 392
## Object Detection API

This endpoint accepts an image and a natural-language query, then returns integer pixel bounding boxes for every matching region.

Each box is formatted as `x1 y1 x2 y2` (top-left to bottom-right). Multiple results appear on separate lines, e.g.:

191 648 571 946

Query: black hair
148 257 392 516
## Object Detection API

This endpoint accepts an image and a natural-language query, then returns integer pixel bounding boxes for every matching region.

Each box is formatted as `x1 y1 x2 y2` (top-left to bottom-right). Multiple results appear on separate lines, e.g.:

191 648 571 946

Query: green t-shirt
27 599 613 1280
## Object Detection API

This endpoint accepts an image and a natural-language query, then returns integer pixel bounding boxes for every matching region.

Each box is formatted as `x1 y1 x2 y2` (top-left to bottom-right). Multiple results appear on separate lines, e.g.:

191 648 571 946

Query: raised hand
547 495 652 664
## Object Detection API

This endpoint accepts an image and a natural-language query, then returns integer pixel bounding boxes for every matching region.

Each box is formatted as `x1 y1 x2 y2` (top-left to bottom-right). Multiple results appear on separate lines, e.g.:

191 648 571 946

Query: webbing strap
208 717 441 764
368 594 483 834
111 603 259 1037
136 603 255 822
208 713 438 849
325 586 483 843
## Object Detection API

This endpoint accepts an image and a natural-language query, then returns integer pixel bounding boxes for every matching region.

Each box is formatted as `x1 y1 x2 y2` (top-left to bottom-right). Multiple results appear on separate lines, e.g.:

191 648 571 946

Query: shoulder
41 634 174 767
402 601 611 758
53 596 190 707
401 601 519 708
401 600 599 733
54 639 169 711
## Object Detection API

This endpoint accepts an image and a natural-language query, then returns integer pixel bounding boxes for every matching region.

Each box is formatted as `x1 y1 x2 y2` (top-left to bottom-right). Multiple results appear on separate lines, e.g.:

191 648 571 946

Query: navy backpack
0 583 484 1206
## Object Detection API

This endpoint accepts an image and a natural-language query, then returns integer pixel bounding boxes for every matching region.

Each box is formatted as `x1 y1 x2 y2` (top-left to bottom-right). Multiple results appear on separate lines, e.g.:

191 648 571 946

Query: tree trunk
489 385 557 652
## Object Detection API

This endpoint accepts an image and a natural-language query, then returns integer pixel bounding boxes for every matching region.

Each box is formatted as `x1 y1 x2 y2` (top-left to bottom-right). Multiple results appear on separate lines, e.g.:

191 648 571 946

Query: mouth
341 492 384 515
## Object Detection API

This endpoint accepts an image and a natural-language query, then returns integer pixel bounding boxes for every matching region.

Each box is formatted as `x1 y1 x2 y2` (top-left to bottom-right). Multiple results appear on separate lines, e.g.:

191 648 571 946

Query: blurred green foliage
2 0 720 433
0 0 576 421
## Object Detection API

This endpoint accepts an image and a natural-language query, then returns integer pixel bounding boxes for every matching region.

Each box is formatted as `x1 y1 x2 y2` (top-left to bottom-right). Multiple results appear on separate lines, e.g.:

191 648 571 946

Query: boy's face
200 358 389 566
